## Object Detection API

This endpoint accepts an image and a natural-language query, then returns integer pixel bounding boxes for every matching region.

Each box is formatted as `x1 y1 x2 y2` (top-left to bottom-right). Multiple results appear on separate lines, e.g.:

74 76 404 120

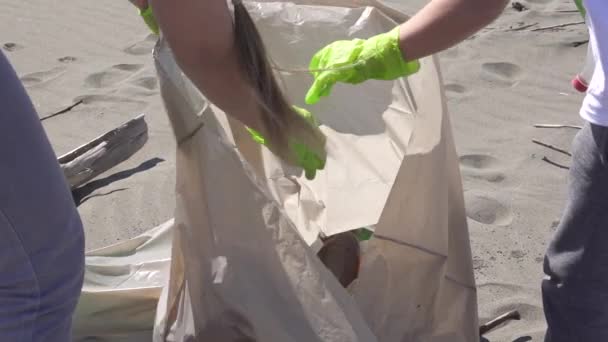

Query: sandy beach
0 0 590 340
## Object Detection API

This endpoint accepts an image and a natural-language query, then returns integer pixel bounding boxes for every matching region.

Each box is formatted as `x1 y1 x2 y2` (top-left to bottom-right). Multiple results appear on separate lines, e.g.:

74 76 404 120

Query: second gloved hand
305 26 420 105
246 106 326 180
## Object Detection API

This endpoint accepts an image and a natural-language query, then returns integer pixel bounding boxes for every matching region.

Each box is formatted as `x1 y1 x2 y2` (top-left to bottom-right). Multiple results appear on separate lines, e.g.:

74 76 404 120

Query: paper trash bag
152 1 479 341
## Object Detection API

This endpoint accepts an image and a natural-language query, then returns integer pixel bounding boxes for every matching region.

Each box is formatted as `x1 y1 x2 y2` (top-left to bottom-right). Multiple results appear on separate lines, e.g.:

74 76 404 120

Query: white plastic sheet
73 1 479 341
73 220 174 341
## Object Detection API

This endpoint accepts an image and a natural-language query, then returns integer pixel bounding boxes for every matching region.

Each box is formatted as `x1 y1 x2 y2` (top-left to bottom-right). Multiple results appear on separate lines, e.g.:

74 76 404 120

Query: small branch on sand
480 310 521 336
533 124 582 130
571 40 589 47
59 114 148 190
533 139 572 156
542 156 570 170
506 23 539 32
532 21 585 32
555 9 582 14
41 100 84 121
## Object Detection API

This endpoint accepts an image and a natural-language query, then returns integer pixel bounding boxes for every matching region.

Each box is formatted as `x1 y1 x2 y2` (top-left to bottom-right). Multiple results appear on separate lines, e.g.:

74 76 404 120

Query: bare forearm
398 0 507 61
148 0 266 133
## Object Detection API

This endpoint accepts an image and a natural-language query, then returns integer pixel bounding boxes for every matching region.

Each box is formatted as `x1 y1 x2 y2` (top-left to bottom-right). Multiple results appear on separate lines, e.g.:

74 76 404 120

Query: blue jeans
543 122 608 341
0 51 84 341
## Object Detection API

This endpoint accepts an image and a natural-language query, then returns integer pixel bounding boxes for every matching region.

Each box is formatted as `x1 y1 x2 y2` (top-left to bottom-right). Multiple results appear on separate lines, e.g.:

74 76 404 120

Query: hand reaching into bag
305 27 420 105
127 0 326 180
246 106 326 180
305 0 508 106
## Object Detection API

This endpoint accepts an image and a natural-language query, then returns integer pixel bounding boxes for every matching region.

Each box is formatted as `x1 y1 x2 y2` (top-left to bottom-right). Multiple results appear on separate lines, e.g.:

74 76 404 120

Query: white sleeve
580 0 608 126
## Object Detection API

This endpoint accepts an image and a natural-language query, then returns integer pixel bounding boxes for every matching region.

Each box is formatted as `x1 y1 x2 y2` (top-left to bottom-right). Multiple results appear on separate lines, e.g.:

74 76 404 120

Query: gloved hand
128 0 159 34
305 26 420 105
134 3 324 179
139 5 160 35
246 106 326 180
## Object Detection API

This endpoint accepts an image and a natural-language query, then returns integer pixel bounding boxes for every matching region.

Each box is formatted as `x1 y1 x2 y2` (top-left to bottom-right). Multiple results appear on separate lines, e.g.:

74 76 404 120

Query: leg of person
0 51 85 341
542 122 608 342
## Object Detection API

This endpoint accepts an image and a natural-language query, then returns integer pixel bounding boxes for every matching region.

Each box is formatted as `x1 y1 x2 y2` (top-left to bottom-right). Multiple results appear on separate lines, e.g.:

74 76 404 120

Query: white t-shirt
580 0 608 126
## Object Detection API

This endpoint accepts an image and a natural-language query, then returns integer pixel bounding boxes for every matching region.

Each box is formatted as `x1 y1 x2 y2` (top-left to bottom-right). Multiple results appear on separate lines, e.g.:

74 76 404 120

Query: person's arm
148 0 268 136
398 0 508 61
128 0 146 8
305 0 508 104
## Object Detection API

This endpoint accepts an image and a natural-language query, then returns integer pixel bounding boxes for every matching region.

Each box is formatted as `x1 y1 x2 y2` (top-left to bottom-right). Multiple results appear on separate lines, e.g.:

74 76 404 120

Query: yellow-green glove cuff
139 6 159 35
305 26 420 105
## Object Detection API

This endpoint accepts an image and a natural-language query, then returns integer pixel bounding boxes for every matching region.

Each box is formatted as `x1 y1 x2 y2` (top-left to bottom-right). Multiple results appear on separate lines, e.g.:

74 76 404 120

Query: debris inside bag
317 231 361 288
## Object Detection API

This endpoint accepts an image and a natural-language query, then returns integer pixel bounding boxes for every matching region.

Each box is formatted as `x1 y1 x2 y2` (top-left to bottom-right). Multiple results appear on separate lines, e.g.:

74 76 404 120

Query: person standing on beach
542 1 608 341
0 53 85 340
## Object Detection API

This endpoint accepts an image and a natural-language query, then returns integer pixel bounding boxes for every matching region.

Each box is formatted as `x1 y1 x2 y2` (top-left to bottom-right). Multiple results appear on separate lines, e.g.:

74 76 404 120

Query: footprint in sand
58 56 77 64
440 46 462 60
460 154 506 183
473 256 489 272
481 62 523 87
510 249 527 262
85 64 144 89
477 282 545 318
131 76 158 91
123 34 158 56
20 66 66 87
464 191 513 226
460 154 500 169
3 42 23 52
445 83 468 95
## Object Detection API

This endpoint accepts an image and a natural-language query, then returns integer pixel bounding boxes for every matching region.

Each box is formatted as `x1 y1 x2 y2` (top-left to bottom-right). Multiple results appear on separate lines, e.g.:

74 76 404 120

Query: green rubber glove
246 106 326 180
139 6 160 35
305 26 420 105
573 0 586 18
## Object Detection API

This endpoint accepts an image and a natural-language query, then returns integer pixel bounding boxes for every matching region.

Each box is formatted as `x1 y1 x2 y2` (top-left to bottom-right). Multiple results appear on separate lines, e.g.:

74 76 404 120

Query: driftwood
479 310 521 336
59 114 148 190
542 156 570 170
533 124 582 130
506 23 539 32
532 21 584 32
532 139 572 156
41 100 84 121
571 40 589 47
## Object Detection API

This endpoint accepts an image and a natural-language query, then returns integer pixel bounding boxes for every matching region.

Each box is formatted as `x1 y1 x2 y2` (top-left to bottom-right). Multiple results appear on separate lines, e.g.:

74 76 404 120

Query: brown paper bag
152 1 478 341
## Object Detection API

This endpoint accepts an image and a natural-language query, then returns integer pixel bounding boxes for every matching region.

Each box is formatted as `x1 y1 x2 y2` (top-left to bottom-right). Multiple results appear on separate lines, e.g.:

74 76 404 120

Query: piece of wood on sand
531 21 584 32
479 310 521 336
532 139 572 156
59 114 148 190
533 124 582 130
